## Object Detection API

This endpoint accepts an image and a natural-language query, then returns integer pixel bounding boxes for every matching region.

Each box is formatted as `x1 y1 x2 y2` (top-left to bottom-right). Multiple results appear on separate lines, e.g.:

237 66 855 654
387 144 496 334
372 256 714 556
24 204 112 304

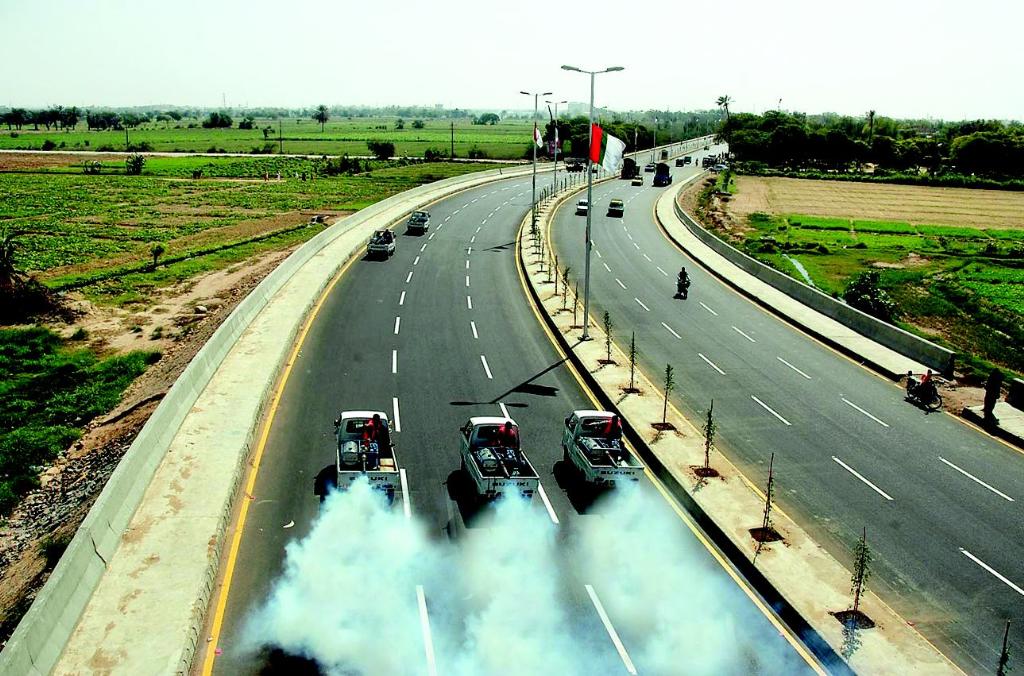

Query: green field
742 212 1024 378
0 117 540 159
0 159 493 303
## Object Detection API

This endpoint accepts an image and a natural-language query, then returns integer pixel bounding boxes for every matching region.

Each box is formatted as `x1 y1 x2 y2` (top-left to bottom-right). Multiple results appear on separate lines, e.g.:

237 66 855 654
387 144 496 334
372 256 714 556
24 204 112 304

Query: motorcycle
675 276 690 299
905 378 942 412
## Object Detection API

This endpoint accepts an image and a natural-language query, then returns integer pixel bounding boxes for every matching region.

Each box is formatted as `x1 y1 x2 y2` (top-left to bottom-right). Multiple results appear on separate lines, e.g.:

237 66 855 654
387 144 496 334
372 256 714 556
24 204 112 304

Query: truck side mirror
564 416 571 428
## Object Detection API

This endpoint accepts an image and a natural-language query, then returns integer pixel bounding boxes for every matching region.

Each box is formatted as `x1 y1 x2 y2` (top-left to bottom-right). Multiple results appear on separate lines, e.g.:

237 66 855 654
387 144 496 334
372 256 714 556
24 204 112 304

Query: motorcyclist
676 266 691 298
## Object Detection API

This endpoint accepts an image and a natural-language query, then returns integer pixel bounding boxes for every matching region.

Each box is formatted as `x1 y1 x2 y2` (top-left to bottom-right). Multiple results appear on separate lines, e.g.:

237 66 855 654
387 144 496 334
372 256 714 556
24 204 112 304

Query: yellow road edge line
517 201 826 675
199 173 532 674
200 246 362 675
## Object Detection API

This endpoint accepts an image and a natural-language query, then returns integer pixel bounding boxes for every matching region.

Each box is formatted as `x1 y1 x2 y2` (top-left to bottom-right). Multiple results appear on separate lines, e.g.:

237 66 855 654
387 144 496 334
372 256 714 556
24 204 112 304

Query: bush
125 153 146 175
411 120 425 129
202 112 233 129
424 148 446 161
843 270 899 322
238 116 255 130
367 140 395 160
41 140 57 151
468 146 489 159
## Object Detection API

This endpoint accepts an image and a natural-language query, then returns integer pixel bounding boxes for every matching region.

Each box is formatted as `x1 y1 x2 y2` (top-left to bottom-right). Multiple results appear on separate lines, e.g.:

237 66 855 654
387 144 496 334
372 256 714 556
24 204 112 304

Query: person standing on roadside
983 368 1003 425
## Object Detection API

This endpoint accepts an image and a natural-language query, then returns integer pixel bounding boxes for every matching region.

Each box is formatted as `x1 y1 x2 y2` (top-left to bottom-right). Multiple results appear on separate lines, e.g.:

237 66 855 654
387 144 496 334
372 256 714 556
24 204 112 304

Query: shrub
424 148 446 161
843 270 899 322
238 116 255 130
411 120 425 129
468 147 489 159
367 140 395 160
125 153 146 175
41 140 57 151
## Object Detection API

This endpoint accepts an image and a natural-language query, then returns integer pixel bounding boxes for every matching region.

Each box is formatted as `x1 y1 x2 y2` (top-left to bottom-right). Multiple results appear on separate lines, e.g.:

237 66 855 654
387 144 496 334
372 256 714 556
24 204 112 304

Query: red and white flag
533 123 544 148
590 124 625 173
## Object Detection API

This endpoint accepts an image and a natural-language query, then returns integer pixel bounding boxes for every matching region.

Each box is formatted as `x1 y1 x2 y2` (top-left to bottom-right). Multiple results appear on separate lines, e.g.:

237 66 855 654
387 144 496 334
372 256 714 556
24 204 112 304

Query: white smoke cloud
243 480 804 675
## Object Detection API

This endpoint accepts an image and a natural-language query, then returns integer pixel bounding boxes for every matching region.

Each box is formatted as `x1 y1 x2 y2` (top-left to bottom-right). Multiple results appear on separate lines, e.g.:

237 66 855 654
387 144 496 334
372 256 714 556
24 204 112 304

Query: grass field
0 117 540 159
0 158 493 303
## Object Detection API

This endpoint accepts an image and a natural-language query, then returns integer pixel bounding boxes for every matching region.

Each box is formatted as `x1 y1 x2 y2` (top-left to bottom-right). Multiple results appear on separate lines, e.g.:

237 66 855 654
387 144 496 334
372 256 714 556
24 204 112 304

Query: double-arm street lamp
521 90 552 233
560 64 623 340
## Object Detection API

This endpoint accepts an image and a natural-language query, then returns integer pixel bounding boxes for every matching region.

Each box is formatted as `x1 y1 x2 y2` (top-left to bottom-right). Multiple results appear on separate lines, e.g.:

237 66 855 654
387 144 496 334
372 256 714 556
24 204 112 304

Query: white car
576 199 589 215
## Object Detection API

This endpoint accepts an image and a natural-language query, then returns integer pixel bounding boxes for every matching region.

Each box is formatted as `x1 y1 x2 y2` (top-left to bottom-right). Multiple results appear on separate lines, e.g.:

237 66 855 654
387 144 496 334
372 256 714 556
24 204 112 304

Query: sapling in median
702 400 716 471
662 363 675 425
561 267 571 310
603 311 613 363
628 332 637 392
850 527 872 614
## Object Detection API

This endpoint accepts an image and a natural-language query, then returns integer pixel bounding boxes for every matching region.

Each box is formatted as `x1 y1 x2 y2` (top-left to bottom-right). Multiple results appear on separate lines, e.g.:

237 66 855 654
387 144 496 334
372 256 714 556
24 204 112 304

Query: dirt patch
0 245 298 646
730 176 1024 229
832 609 876 630
0 152 126 172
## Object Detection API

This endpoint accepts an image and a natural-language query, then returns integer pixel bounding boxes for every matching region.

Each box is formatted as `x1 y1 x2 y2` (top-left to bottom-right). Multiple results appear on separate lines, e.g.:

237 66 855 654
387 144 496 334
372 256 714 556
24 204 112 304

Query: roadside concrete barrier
0 162 543 675
668 191 956 377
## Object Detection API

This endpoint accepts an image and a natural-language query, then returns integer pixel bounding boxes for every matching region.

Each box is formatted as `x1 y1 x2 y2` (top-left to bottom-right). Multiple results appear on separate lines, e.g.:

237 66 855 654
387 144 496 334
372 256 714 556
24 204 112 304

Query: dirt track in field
730 176 1024 229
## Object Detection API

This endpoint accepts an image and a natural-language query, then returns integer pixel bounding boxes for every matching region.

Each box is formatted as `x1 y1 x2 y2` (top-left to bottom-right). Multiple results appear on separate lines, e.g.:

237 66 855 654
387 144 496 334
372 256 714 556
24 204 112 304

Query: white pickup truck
459 416 539 501
334 410 401 498
562 410 644 487
367 229 396 258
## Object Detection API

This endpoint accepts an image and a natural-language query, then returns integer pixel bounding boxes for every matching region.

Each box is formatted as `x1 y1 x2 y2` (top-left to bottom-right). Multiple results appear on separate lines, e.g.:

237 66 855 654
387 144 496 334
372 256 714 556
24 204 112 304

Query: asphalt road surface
550 150 1024 673
207 172 817 674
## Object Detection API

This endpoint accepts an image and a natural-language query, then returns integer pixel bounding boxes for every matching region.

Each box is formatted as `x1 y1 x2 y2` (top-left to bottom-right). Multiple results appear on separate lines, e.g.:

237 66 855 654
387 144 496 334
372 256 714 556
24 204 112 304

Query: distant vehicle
702 156 715 168
620 157 639 179
653 162 672 187
576 199 589 215
459 416 539 501
367 229 396 258
660 149 669 161
712 163 729 172
566 159 585 172
607 199 624 217
703 145 710 150
683 155 692 165
644 163 656 173
675 158 685 167
631 175 643 186
334 411 400 498
561 410 643 487
407 210 430 234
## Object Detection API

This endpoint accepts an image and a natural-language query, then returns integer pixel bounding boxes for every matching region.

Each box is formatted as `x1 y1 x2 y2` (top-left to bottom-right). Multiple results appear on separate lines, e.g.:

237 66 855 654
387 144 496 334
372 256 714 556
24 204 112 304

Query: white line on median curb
399 291 406 306
661 322 681 339
777 356 811 379
615 278 627 290
832 456 893 500
699 301 718 316
480 355 493 379
732 326 756 343
393 397 402 433
585 585 638 675
842 398 890 427
939 457 1014 501
394 317 401 335
392 349 397 374
470 321 478 339
416 585 438 676
634 298 650 311
959 548 1024 597
751 395 791 426
698 353 725 375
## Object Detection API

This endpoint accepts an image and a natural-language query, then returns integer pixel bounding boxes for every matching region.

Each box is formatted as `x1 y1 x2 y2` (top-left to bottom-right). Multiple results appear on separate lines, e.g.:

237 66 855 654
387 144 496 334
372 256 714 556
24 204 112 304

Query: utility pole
521 89 552 236
450 121 455 160
124 125 130 151
278 118 283 154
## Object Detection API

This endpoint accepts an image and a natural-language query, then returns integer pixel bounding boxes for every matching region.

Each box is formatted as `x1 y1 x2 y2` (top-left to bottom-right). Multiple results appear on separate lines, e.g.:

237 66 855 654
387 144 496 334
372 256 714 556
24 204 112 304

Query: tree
850 527 872 614
238 116 255 130
866 110 876 143
395 118 405 130
366 140 395 160
313 105 330 132
202 112 233 129
602 311 613 363
753 452 776 562
662 364 675 425
61 106 81 130
628 332 637 392
716 95 732 122
150 243 166 270
125 154 146 175
702 400 717 471
411 119 425 129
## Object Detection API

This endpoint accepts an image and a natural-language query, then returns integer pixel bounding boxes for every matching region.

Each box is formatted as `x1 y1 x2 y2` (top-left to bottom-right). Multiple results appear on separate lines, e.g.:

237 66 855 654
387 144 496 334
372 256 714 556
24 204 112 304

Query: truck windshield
580 417 620 439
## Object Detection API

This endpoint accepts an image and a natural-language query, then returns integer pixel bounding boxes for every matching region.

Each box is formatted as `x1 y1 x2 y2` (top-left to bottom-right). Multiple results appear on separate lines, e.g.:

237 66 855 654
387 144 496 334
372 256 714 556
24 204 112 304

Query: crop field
730 176 1024 229
0 158 493 303
0 117 540 159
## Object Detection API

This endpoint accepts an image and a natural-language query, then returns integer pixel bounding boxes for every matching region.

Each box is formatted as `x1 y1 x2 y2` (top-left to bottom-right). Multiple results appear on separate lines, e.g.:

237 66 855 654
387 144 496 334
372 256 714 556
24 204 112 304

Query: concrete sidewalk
962 401 1024 448
655 182 930 379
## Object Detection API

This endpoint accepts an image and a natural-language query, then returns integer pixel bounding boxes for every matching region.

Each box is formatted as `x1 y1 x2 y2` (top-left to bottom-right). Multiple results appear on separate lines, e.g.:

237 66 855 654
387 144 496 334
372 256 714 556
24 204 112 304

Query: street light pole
652 116 658 163
546 99 567 195
562 64 624 340
521 90 552 234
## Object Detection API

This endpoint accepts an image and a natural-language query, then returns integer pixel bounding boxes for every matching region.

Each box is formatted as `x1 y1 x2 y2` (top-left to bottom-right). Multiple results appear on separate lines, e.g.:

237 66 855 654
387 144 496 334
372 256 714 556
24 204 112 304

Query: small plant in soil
831 526 876 642
694 399 720 478
652 363 676 431
751 453 782 560
599 311 615 364
622 331 640 394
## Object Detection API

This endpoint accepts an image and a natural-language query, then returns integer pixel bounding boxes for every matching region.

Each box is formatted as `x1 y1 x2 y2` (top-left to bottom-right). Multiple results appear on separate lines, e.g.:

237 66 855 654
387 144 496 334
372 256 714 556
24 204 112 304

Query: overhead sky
1 0 1021 120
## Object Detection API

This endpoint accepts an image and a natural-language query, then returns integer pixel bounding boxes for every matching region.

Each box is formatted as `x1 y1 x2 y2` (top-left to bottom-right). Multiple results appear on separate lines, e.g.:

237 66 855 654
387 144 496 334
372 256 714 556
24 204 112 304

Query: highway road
204 171 821 674
550 149 1024 673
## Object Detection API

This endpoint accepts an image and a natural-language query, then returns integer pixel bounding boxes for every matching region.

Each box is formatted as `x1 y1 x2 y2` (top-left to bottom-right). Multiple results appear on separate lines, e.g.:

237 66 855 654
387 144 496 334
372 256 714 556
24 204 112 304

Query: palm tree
867 110 876 143
313 105 330 132
716 95 732 122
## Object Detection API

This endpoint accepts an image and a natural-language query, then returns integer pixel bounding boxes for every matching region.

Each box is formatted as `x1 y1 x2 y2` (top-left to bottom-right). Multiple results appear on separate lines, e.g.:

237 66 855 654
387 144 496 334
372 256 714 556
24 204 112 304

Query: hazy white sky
1 0 1021 120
